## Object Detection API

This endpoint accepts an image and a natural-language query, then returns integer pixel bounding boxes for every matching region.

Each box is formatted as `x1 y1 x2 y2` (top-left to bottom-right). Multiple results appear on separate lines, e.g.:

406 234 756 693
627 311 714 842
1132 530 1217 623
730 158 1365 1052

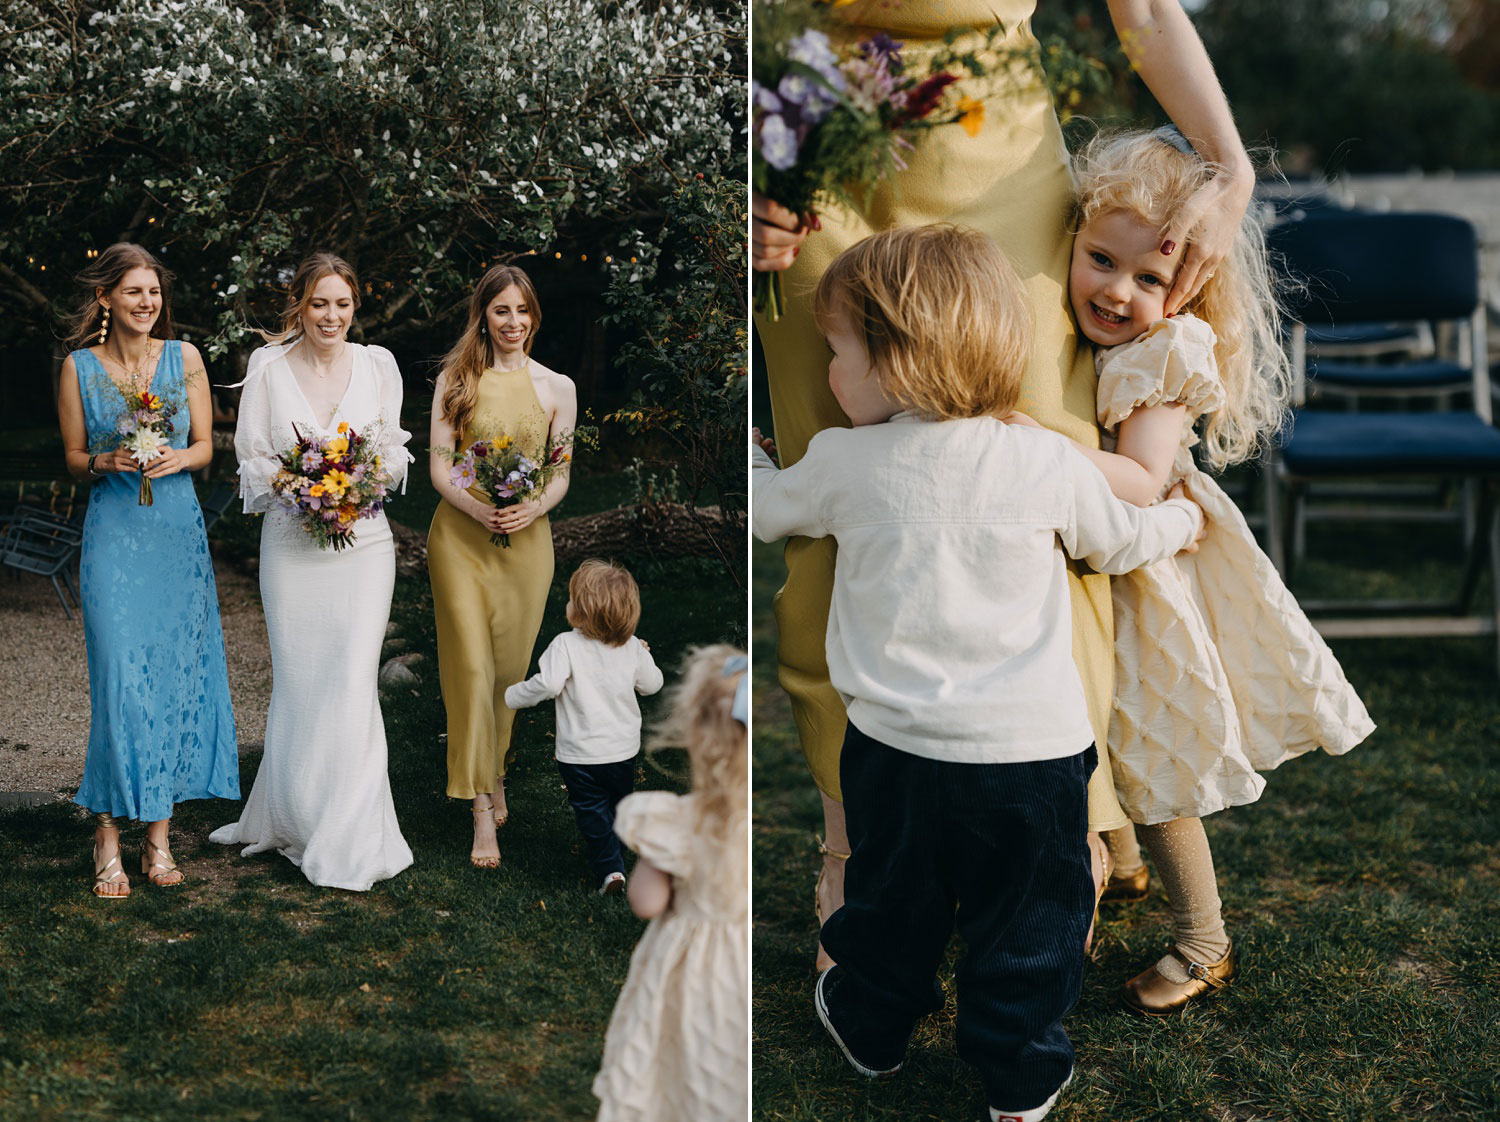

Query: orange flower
957 97 984 138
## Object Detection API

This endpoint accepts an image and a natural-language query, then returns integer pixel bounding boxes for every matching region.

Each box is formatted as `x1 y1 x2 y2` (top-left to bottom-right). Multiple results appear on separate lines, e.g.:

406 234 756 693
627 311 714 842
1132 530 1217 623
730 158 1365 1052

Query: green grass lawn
752 510 1500 1120
0 500 742 1121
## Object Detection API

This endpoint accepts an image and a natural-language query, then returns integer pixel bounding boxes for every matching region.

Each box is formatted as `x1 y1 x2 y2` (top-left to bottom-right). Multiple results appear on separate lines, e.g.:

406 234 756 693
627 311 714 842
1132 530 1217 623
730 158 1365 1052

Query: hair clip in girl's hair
722 655 748 726
1150 124 1198 159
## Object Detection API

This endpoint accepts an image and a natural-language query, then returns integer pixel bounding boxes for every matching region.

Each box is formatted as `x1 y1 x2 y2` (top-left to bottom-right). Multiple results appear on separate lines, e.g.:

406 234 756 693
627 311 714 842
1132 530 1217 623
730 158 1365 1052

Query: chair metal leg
1264 455 1285 574
1285 481 1303 586
51 575 74 621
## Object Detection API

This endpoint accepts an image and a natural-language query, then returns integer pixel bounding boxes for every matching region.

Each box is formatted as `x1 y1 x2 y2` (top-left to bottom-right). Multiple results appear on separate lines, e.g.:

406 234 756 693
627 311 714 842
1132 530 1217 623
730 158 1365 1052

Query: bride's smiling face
485 284 533 359
300 273 356 348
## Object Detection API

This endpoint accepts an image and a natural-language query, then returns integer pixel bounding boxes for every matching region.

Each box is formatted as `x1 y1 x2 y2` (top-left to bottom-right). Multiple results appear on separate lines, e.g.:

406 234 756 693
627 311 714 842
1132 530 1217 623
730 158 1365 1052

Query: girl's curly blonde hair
648 644 747 839
1072 128 1291 469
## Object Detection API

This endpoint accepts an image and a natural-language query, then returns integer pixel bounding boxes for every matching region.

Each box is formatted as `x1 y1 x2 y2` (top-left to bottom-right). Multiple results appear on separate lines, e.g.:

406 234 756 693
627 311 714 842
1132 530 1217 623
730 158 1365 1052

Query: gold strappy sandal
491 785 510 829
92 813 130 899
471 805 501 869
141 837 183 887
815 838 849 973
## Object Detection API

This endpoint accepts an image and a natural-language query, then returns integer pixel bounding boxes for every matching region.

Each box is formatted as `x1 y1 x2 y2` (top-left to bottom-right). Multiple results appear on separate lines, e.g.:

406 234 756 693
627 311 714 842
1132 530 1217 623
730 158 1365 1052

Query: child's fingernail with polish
1160 239 1176 255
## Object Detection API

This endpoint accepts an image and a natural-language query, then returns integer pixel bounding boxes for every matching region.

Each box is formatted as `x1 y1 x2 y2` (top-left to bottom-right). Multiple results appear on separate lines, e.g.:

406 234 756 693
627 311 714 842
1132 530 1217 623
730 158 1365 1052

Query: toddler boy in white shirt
506 560 663 895
751 225 1205 1122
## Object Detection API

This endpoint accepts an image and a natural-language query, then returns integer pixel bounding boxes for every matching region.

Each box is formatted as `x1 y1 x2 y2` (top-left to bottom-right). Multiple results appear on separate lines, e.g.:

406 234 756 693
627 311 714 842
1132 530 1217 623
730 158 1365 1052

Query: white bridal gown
211 342 415 891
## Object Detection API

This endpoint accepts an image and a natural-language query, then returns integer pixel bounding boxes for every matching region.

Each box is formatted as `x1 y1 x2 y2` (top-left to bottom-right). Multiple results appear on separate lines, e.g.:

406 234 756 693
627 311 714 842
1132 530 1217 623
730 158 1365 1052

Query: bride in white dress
211 253 414 891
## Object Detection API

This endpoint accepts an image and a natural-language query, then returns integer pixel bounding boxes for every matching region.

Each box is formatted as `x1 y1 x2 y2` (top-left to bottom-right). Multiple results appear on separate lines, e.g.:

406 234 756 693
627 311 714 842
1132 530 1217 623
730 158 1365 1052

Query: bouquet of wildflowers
447 425 576 548
269 421 396 551
752 0 1003 319
115 388 177 506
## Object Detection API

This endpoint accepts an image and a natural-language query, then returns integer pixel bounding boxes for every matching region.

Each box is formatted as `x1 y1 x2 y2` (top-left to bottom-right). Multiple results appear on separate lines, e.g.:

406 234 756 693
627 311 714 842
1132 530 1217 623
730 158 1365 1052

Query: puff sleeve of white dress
592 791 748 1122
1096 315 1375 826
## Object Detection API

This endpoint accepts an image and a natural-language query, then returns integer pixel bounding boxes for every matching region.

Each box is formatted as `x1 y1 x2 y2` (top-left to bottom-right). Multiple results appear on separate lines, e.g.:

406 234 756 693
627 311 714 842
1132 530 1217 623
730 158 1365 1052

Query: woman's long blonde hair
64 243 175 351
437 264 542 442
1072 128 1291 469
259 252 362 345
648 644 747 839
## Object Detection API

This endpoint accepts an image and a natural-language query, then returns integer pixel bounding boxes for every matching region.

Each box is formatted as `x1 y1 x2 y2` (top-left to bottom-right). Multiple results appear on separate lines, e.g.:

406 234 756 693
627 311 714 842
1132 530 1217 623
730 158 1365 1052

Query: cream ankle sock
1136 817 1230 984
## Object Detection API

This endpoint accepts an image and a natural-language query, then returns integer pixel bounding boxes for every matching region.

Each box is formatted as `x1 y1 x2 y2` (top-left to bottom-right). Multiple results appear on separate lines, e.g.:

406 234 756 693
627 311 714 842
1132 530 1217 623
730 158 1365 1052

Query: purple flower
301 450 323 471
758 112 799 171
752 80 781 114
450 458 478 490
863 33 902 62
117 414 140 436
787 30 842 85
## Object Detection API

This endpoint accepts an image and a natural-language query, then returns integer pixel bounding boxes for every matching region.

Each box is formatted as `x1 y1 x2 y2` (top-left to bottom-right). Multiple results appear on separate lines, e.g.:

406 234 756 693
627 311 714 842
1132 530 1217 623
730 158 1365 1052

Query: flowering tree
0 0 742 353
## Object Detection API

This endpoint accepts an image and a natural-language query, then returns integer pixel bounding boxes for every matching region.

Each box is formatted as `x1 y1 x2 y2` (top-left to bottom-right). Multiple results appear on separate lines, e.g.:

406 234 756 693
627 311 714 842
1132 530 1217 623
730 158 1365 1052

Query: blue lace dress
73 341 240 820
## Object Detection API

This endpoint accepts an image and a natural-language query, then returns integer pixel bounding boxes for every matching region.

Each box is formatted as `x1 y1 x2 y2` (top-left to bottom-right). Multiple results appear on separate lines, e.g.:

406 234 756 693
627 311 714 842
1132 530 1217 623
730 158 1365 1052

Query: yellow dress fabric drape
755 0 1127 830
429 366 556 799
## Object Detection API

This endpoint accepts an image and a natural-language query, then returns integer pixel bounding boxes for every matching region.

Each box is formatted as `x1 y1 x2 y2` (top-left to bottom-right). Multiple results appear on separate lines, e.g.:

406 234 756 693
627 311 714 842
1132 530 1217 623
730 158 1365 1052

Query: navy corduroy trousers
820 724 1095 1110
557 756 637 881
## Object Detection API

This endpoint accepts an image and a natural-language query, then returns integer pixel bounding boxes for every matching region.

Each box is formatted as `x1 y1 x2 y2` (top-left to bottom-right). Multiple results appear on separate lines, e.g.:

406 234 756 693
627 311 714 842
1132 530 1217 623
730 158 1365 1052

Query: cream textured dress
593 791 748 1122
1099 316 1376 826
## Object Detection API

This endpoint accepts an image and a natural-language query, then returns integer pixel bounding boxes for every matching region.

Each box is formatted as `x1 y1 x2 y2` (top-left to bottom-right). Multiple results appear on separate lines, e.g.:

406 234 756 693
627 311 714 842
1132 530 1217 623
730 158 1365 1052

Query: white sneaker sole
814 966 902 1078
990 1069 1073 1122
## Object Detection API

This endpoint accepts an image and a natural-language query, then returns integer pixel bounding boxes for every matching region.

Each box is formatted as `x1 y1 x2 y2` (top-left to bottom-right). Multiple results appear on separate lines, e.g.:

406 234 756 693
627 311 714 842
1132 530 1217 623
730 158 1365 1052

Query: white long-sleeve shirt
504 631 664 765
751 414 1202 764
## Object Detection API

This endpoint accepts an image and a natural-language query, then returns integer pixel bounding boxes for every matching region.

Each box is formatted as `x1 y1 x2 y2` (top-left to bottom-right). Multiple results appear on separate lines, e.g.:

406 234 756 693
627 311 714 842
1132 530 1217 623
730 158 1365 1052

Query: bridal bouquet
270 421 395 551
447 426 575 548
114 388 177 506
752 0 1004 319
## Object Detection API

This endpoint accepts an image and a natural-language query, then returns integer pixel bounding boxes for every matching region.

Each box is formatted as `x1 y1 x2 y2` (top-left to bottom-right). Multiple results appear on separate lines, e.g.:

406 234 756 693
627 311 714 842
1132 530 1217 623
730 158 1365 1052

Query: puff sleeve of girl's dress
233 346 285 514
1096 315 1227 432
614 791 695 878
366 344 414 493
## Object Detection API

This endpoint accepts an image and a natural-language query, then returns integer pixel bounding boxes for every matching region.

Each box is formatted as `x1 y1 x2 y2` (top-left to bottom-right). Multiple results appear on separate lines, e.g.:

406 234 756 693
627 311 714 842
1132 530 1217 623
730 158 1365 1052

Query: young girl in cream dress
592 646 748 1122
1011 128 1375 1014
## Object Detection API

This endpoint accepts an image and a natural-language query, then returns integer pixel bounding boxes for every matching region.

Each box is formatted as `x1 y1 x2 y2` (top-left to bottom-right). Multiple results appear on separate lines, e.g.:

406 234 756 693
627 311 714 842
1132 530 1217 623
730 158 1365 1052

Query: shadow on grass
0 509 742 1122
752 516 1500 1121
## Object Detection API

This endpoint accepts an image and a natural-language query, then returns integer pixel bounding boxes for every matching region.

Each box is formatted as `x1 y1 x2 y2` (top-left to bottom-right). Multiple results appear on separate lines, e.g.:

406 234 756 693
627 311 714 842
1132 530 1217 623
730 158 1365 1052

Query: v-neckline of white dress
281 344 358 432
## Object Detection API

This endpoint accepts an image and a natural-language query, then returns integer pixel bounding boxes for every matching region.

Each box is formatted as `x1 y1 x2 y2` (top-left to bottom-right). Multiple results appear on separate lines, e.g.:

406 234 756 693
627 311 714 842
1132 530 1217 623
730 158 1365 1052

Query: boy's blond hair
567 559 641 646
813 225 1033 420
1071 128 1291 469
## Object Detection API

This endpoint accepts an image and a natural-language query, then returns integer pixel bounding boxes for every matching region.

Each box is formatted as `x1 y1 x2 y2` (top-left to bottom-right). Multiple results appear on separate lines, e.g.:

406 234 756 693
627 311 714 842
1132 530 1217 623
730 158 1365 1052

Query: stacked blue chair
1263 211 1500 671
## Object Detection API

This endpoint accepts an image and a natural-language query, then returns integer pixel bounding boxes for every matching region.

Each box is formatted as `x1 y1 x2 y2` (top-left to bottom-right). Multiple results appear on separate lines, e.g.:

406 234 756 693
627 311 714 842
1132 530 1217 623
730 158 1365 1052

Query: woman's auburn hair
1071 127 1292 470
437 264 541 442
65 243 176 351
813 224 1033 421
259 252 362 346
568 559 641 646
648 644 747 838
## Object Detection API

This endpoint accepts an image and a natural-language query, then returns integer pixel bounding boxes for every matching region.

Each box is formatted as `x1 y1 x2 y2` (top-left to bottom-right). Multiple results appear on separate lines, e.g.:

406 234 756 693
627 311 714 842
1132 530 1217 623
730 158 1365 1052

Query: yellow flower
325 436 349 457
496 434 512 450
957 97 985 138
322 469 352 499
309 483 326 497
337 422 349 434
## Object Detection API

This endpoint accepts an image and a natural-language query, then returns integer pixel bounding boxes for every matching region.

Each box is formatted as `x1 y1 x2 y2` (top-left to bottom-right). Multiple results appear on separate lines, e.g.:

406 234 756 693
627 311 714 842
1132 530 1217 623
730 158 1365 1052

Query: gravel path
0 556 270 796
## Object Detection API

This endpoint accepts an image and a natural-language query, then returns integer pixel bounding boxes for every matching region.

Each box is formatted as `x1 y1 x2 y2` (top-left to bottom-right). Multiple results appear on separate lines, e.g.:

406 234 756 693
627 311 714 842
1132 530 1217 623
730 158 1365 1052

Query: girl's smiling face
1069 209 1180 346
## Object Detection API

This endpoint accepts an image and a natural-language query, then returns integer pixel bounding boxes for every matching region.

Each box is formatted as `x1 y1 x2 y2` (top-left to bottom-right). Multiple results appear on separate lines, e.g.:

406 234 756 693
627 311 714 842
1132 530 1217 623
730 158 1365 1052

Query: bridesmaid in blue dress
56 243 240 897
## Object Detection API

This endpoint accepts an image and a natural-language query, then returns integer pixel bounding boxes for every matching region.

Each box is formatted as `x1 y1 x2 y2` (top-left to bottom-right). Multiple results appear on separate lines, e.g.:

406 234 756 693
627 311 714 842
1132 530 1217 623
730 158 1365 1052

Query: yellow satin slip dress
755 0 1127 830
430 365 556 799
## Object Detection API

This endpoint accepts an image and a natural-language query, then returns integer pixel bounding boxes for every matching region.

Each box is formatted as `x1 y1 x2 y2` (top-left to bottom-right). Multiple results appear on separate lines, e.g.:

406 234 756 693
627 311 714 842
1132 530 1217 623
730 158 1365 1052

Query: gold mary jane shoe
814 839 849 973
141 837 184 887
1121 941 1236 1015
1101 863 1151 904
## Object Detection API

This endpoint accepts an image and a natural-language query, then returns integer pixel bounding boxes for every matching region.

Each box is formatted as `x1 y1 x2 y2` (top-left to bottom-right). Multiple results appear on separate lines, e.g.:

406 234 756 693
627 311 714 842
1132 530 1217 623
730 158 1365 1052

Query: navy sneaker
814 965 909 1078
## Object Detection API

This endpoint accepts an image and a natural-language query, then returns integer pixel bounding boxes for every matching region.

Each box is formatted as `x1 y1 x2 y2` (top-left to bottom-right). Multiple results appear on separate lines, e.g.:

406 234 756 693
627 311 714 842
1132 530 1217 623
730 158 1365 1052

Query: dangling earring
97 307 110 344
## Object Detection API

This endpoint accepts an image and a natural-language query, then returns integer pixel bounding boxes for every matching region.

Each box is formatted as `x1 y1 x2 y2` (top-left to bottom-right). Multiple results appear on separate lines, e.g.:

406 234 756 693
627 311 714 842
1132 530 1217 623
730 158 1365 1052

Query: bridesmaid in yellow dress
753 0 1257 969
428 265 578 867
